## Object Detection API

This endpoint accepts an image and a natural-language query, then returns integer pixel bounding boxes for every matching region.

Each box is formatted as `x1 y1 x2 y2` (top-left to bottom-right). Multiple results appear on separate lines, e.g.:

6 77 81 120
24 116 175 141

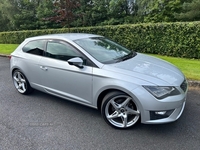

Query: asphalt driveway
0 56 200 150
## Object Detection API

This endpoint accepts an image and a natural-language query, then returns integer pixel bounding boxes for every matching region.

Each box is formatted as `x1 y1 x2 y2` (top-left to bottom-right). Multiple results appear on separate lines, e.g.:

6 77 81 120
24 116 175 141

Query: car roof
25 33 103 41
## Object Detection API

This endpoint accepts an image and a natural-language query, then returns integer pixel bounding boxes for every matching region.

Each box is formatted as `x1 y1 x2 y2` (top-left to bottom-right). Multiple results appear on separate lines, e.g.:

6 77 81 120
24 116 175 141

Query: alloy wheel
102 92 140 128
13 71 27 94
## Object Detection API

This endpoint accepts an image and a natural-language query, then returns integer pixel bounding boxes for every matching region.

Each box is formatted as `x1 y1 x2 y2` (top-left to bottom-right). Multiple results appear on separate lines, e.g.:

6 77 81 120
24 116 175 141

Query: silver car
10 33 188 129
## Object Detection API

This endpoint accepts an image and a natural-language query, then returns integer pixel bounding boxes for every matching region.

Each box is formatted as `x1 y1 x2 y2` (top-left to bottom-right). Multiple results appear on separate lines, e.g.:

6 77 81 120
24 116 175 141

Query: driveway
0 56 200 150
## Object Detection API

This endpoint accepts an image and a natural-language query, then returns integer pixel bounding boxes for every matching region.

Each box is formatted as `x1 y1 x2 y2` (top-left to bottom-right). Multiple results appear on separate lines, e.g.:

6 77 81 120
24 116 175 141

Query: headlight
143 86 180 99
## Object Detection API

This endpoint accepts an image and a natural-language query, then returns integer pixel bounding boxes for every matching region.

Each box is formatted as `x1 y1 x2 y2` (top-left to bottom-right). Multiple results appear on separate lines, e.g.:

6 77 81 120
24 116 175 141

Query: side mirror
68 57 84 69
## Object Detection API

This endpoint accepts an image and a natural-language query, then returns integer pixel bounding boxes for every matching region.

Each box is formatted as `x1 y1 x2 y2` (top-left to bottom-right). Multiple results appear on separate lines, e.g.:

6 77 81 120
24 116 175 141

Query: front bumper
131 86 187 124
145 99 186 124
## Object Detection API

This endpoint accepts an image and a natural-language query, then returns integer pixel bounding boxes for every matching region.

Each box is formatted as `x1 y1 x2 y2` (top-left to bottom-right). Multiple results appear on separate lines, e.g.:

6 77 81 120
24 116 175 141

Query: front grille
180 79 188 92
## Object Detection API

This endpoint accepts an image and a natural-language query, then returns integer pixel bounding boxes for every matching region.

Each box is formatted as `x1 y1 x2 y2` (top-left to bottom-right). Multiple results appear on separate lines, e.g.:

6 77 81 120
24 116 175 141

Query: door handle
40 66 48 71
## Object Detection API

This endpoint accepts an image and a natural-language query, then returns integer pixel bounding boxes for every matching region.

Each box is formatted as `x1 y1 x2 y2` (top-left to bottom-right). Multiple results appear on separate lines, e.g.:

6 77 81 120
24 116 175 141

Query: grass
0 44 200 80
0 44 18 55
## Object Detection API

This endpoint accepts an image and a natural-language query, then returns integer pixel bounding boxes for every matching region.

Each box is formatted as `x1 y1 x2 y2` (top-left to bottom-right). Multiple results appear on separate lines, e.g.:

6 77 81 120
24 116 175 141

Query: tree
136 0 183 22
13 0 38 30
37 1 60 29
106 0 139 25
175 0 200 21
0 11 10 31
0 0 18 31
70 0 94 27
107 0 128 25
47 0 81 28
90 0 109 25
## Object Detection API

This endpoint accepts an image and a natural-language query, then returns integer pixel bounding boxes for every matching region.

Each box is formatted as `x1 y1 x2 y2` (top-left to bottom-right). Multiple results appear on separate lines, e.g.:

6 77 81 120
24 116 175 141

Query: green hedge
0 22 200 59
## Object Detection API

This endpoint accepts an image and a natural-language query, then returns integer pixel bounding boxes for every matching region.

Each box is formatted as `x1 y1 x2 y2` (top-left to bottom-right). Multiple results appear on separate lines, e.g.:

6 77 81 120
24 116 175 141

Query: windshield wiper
117 51 137 62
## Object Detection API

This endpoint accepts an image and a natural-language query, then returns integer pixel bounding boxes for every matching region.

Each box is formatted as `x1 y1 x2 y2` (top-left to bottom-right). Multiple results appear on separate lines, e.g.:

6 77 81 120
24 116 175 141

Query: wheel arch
11 67 27 79
97 88 132 111
11 67 20 76
11 67 32 87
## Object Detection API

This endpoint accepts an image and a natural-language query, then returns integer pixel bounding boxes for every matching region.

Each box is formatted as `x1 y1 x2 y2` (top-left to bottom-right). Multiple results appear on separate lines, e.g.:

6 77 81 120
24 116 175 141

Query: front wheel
12 70 33 95
101 91 140 129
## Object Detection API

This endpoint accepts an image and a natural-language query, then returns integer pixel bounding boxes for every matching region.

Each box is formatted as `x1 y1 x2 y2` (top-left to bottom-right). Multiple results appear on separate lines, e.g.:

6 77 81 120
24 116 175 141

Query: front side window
45 40 94 66
74 37 136 64
46 40 81 61
22 40 45 56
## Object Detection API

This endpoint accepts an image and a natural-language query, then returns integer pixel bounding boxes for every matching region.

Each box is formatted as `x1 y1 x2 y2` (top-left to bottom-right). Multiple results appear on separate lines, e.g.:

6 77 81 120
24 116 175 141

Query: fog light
150 109 174 120
155 111 167 115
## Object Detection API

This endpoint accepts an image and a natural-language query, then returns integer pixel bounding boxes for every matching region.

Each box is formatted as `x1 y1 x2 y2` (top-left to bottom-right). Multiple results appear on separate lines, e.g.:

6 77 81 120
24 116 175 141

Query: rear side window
22 40 46 56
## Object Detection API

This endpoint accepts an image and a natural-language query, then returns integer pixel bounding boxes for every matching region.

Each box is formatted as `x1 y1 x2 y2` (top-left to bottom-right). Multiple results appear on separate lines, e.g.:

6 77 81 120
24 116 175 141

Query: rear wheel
101 91 140 129
12 70 33 95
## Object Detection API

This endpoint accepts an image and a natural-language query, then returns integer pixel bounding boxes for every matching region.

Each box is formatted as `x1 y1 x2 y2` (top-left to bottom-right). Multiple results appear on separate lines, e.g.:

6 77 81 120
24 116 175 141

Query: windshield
74 37 136 64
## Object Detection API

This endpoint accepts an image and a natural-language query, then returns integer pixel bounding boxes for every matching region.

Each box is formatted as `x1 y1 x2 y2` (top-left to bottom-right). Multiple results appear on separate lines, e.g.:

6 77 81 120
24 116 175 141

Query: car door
39 40 94 105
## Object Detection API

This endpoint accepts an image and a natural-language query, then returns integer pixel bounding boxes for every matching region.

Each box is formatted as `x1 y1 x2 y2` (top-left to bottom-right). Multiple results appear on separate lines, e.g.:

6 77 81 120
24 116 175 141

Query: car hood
103 53 185 86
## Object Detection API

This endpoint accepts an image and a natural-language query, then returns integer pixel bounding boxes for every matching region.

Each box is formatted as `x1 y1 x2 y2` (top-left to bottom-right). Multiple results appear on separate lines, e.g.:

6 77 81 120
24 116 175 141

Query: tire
101 91 140 129
12 69 33 95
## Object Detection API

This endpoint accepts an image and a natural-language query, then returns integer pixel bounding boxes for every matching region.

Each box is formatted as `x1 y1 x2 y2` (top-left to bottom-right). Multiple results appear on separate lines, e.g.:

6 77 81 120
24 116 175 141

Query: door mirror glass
68 57 84 68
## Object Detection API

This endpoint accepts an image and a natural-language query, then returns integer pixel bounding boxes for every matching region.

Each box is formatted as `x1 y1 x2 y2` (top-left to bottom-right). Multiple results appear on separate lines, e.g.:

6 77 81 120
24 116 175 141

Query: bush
0 22 200 59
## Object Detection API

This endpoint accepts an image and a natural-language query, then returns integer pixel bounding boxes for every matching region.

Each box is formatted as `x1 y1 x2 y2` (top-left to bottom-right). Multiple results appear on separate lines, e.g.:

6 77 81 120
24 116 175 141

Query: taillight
8 55 12 59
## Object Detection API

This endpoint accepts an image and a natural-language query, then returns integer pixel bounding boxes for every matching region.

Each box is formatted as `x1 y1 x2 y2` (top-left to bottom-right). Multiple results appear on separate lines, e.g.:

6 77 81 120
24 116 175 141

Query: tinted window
22 40 45 56
46 40 94 66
